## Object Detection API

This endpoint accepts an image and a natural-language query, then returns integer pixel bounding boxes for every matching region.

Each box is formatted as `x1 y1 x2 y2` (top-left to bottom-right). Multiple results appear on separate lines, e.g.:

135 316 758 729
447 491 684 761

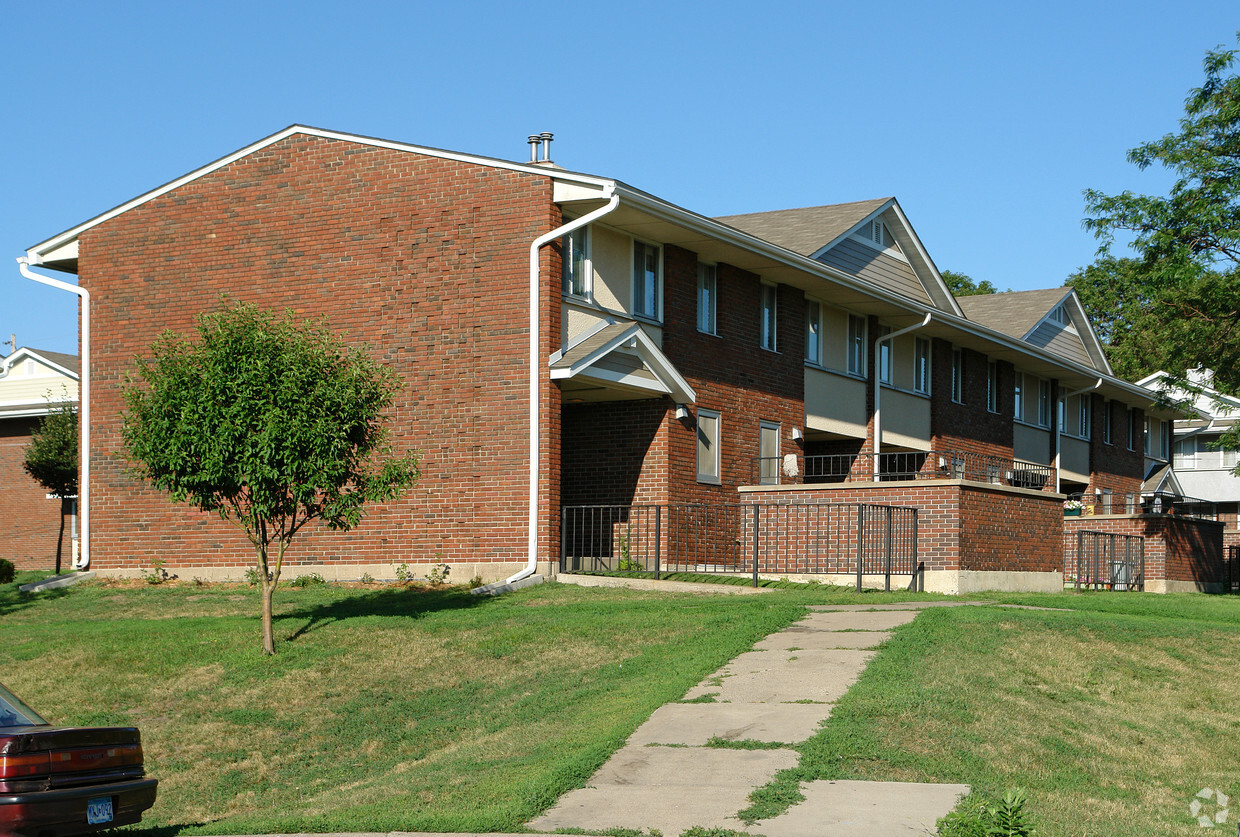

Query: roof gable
716 199 962 316
959 288 1112 375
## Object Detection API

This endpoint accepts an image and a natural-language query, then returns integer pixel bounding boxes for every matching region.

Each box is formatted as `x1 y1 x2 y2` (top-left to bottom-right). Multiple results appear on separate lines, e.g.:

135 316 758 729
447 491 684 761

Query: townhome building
0 347 80 570
20 125 1210 592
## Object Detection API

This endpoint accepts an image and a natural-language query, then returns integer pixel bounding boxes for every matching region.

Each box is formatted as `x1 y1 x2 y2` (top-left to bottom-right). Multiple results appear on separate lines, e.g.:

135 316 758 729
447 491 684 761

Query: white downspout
871 312 932 480
1053 378 1102 493
510 188 620 584
17 257 91 571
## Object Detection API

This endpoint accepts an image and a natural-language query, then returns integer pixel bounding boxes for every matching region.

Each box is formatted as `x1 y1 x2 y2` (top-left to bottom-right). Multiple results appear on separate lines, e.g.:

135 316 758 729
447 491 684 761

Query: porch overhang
551 320 696 405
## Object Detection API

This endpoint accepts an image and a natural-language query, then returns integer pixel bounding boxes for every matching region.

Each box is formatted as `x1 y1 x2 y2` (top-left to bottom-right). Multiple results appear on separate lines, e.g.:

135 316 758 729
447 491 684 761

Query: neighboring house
0 347 80 570
19 125 1194 591
1139 369 1240 549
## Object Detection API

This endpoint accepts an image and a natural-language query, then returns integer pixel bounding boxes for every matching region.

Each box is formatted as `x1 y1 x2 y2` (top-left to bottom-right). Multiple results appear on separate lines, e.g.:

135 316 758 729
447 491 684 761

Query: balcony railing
751 450 1055 491
1066 491 1217 521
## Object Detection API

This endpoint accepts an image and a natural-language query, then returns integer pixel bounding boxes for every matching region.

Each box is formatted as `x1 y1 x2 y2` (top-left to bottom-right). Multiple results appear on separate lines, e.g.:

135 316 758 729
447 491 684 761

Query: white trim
696 408 722 485
550 320 696 405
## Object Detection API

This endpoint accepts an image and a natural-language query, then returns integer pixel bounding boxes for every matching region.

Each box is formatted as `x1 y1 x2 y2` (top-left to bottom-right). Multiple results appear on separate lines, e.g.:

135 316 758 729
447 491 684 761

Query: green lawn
2 574 1236 836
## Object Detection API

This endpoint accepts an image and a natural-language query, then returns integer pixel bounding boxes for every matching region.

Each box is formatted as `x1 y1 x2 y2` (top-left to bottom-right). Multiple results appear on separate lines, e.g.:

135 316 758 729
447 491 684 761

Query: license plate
86 796 113 825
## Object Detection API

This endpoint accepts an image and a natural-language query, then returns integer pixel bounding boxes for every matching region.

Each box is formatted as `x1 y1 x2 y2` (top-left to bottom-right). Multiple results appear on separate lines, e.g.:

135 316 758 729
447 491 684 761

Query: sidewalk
526 601 971 836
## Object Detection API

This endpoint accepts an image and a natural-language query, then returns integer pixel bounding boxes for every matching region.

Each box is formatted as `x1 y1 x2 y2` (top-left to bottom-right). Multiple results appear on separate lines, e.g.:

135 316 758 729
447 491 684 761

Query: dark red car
0 682 157 836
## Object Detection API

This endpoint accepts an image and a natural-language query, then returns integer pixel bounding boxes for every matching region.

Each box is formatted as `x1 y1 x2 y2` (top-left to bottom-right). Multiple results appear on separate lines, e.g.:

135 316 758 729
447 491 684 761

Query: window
697 263 716 334
914 337 930 394
847 314 867 375
760 284 777 351
1038 380 1052 428
1160 421 1171 460
951 349 964 403
696 409 721 484
1143 417 1151 456
1103 401 1113 444
633 240 661 320
1013 372 1024 420
1176 436 1197 469
987 361 999 413
805 301 821 364
561 226 589 298
1078 395 1091 439
759 421 780 485
877 325 892 384
1128 408 1137 450
1050 304 1070 326
1223 445 1238 469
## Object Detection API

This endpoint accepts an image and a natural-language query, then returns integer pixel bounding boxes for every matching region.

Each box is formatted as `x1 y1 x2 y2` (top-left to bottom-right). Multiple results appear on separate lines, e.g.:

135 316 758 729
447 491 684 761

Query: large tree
123 303 419 654
941 270 1000 297
23 401 79 574
1079 36 1240 391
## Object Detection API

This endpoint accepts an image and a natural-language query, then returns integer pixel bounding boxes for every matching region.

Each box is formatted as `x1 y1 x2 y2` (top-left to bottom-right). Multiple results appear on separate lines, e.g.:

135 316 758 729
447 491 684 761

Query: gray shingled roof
956 288 1071 339
27 348 81 375
714 199 891 257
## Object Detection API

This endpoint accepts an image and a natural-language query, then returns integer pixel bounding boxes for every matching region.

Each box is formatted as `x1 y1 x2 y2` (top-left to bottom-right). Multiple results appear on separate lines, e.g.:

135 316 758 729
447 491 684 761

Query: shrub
0 559 14 585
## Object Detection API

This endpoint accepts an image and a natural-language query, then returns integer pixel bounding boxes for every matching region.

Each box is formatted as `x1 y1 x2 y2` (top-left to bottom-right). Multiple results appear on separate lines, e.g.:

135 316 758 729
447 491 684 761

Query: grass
1 574 886 834
739 591 1240 836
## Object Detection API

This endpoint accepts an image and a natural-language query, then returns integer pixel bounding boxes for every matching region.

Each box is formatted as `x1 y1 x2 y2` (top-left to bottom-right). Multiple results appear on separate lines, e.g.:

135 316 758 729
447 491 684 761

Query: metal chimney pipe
528 135 540 163
540 132 553 162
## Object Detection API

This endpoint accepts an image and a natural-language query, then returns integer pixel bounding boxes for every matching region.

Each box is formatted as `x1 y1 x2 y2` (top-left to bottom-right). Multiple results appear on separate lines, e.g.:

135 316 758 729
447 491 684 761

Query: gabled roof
959 288 1112 375
550 320 695 404
714 199 963 316
1138 370 1240 426
1 347 81 379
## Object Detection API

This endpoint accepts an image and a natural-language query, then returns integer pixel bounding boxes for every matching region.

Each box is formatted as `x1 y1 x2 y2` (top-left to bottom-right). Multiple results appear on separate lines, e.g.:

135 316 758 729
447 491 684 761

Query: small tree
23 401 79 574
122 303 419 654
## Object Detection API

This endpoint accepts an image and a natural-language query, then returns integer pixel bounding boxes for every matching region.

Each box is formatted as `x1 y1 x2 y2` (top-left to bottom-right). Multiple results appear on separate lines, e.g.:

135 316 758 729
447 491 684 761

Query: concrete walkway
527 602 970 836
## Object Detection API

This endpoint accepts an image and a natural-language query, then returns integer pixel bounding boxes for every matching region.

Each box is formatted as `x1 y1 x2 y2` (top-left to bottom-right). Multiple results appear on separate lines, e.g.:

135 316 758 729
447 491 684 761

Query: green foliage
23 400 78 499
244 566 265 587
139 557 170 585
0 560 13 585
943 270 1001 297
359 572 376 584
290 572 326 588
121 301 419 653
425 563 450 585
1081 37 1240 399
988 788 1035 836
394 563 414 584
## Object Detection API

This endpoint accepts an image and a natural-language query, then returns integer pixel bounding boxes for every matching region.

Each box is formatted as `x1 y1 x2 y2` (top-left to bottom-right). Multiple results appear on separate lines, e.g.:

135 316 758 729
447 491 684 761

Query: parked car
0 682 157 836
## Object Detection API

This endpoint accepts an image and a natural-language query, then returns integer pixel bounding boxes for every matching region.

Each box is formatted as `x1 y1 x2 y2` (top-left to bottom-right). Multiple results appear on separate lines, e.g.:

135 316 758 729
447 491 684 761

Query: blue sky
3 0 1236 356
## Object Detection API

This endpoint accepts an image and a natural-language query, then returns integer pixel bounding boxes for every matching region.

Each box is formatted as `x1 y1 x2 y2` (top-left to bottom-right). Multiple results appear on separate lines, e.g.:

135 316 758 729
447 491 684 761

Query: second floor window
562 227 589 298
805 301 821 364
760 284 777 351
1078 396 1091 439
914 337 930 394
1103 401 1114 444
633 241 661 320
1013 372 1024 419
878 325 892 384
987 361 999 413
697 263 717 334
848 314 867 375
951 349 964 403
1128 408 1138 450
1038 379 1052 428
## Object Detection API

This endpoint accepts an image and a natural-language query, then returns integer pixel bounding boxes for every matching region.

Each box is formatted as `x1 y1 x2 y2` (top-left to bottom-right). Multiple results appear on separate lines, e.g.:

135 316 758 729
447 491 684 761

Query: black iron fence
561 501 920 591
1073 530 1145 591
1066 491 1217 521
1228 544 1240 592
752 450 1054 491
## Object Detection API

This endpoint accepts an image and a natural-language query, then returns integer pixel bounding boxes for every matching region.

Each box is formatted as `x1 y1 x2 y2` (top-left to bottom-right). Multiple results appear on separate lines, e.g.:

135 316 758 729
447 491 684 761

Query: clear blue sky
3 0 1236 356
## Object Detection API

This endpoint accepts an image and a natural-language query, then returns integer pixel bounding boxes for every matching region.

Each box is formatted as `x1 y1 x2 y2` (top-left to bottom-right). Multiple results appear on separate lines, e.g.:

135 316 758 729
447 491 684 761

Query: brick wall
79 133 561 572
931 343 1014 460
1063 514 1225 585
1 417 72 571
1086 393 1144 496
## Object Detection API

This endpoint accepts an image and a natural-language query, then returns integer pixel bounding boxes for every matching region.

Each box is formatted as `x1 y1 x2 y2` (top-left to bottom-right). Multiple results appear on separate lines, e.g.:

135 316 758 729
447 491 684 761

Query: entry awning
551 320 696 405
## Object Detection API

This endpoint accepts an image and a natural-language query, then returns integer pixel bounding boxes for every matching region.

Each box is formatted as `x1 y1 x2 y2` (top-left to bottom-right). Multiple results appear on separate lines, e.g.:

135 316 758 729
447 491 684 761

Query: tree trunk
260 573 276 655
54 498 67 575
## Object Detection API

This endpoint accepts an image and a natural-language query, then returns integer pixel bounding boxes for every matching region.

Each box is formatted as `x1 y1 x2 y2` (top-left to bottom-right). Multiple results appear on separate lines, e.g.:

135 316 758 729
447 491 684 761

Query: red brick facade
1064 514 1226 589
1 417 73 571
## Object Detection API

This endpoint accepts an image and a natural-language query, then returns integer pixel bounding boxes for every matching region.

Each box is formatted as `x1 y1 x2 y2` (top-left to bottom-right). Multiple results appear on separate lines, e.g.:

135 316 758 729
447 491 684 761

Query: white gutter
17 257 90 570
510 187 620 584
1053 378 1102 493
872 313 932 479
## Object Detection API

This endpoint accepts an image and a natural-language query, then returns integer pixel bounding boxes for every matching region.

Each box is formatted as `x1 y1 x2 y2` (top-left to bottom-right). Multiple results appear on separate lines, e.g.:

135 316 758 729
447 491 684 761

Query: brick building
0 348 80 571
20 125 1189 591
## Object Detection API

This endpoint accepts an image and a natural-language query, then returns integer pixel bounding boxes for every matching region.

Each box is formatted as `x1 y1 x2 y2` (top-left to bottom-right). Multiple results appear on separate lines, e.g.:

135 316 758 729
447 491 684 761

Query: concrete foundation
91 561 556 586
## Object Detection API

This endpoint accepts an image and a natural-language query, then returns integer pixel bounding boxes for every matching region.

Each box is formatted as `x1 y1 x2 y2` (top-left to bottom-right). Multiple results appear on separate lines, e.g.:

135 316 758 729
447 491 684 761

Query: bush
0 559 14 585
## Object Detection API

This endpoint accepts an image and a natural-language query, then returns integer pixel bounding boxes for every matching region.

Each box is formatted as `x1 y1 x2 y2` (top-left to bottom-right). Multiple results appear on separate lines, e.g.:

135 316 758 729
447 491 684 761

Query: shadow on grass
280 585 486 643
0 584 70 618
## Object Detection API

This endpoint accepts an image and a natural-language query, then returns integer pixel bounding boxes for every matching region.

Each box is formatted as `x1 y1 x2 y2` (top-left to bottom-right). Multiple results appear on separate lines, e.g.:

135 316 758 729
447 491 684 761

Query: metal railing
1228 544 1239 593
561 501 920 591
1066 491 1217 521
1073 530 1145 591
751 450 1055 491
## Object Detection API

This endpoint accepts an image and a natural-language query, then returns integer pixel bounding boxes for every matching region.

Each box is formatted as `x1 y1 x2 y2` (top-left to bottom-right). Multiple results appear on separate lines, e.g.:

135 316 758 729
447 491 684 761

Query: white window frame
632 239 662 321
1160 421 1171 460
696 409 721 485
759 421 780 485
1013 372 1024 420
1103 401 1113 445
1176 435 1197 469
561 226 591 300
760 283 778 351
987 361 999 414
805 300 821 365
914 337 931 395
1144 417 1151 456
951 349 964 403
1078 395 1091 440
1128 408 1137 451
877 325 892 384
847 314 867 376
697 263 717 335
1038 379 1052 428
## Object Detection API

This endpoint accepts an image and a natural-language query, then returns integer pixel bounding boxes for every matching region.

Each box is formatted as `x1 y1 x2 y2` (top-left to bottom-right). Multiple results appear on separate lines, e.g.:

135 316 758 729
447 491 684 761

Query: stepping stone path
528 602 970 837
